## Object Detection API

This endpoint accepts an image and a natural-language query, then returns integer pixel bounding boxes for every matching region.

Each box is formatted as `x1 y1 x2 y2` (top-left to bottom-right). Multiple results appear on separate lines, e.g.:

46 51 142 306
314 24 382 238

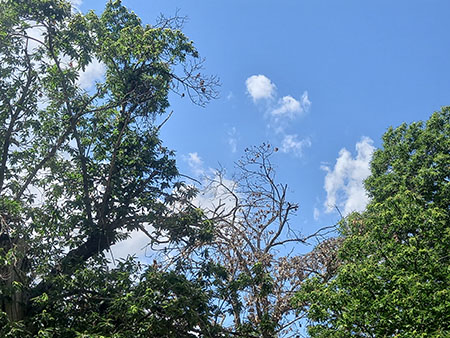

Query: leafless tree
179 144 342 337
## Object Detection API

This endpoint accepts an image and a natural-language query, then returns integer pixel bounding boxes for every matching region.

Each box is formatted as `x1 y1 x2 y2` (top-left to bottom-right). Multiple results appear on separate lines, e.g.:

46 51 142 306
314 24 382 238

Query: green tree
0 0 220 336
293 108 450 337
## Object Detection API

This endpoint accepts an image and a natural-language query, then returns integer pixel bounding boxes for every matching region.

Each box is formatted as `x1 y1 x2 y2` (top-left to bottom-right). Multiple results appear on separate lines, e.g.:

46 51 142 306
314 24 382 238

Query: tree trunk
0 235 28 322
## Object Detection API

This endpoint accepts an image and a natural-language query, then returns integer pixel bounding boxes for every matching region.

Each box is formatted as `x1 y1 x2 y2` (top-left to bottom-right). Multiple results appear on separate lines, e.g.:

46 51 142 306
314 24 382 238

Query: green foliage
24 258 219 338
293 108 450 337
0 0 218 335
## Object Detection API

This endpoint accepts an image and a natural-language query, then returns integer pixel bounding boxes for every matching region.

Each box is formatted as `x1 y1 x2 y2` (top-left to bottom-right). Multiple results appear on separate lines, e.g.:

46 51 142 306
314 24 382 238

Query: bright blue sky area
80 0 450 248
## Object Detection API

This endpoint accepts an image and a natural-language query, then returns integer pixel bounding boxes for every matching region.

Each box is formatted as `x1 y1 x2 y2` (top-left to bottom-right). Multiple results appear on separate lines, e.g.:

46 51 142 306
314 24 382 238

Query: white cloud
245 74 276 102
273 91 310 117
110 227 152 261
267 91 312 153
25 25 45 52
300 91 311 112
193 174 238 218
271 91 311 119
281 134 311 157
183 152 240 220
272 95 301 117
228 138 237 153
323 137 375 215
313 207 320 221
69 0 82 11
77 58 106 90
227 127 238 153
185 152 205 176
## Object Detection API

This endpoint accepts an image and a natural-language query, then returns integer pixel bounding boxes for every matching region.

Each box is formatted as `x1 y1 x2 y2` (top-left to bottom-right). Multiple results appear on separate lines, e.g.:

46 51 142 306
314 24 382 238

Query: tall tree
179 145 340 337
293 108 450 337
0 0 219 336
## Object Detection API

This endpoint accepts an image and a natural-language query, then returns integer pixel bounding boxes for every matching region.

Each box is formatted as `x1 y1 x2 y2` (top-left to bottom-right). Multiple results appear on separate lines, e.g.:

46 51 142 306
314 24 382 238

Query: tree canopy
293 107 450 337
0 0 219 336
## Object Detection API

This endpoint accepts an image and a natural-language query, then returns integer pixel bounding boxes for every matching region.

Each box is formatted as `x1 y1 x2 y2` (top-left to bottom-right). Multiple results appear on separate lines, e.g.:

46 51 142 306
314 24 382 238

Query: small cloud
313 207 320 221
77 58 106 90
323 137 375 215
185 152 205 176
280 134 311 157
267 91 312 143
227 127 238 153
300 91 311 112
246 74 276 102
271 91 311 119
226 91 234 100
271 95 301 117
229 138 237 153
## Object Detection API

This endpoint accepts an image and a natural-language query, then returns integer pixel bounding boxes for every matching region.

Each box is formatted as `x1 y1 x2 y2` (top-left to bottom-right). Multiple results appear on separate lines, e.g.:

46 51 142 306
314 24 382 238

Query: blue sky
76 0 450 256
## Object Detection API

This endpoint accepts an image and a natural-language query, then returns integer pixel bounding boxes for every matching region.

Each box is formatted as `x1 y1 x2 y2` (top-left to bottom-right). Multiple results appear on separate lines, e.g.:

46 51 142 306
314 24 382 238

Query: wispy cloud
322 137 375 215
227 127 238 153
313 207 320 221
246 74 276 102
300 91 311 112
281 134 311 157
185 152 205 176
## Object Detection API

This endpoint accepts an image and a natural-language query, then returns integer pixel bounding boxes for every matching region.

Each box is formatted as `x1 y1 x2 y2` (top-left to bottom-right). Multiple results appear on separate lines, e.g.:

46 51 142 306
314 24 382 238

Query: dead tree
188 144 341 337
